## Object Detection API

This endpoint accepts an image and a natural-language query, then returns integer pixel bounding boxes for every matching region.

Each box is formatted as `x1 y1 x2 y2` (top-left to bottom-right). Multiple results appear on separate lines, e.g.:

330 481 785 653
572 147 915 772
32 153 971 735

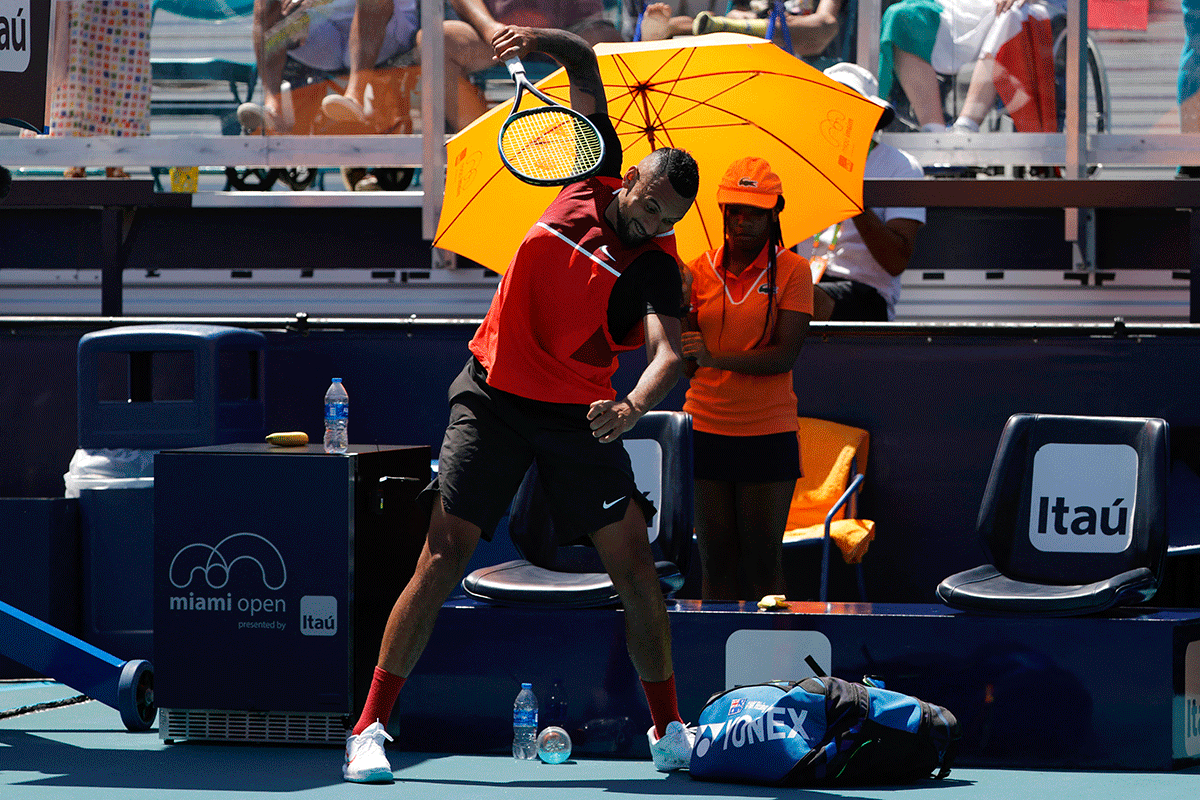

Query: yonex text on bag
690 676 959 786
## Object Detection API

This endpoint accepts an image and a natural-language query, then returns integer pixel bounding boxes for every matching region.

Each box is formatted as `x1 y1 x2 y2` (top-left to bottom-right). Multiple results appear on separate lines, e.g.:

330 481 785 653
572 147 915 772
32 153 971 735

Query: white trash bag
64 448 158 498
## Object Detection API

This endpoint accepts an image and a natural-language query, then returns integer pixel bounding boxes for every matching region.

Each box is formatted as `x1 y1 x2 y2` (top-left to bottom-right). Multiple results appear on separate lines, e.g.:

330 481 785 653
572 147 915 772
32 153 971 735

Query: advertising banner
0 0 50 132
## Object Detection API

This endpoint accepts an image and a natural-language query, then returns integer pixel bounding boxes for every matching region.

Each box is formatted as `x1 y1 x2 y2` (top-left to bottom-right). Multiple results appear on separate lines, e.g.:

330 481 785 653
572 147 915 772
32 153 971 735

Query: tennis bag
689 676 960 786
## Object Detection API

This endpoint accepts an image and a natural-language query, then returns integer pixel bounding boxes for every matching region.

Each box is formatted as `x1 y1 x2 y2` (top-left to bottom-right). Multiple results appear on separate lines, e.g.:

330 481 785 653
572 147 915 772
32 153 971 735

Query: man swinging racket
342 23 701 783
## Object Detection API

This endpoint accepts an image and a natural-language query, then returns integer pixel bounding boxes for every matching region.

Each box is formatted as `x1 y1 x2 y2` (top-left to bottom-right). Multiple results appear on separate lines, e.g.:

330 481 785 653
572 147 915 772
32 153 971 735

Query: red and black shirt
468 115 684 404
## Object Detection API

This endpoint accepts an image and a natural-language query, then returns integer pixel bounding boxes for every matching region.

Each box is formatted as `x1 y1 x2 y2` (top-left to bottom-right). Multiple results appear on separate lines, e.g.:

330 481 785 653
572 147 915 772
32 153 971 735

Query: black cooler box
153 444 429 743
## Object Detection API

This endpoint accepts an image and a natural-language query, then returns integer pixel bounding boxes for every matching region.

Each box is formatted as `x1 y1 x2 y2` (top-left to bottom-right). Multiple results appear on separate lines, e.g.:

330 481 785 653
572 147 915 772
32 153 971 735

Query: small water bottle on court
513 683 538 760
323 378 349 454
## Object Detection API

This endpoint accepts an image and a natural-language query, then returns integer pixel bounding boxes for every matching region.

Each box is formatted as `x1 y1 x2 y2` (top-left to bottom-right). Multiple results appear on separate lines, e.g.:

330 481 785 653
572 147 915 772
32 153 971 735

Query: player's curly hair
643 148 699 200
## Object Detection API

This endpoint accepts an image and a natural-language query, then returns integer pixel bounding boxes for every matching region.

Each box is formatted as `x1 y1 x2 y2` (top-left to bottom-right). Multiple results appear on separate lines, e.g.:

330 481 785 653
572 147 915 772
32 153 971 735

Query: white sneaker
647 720 695 772
343 721 395 783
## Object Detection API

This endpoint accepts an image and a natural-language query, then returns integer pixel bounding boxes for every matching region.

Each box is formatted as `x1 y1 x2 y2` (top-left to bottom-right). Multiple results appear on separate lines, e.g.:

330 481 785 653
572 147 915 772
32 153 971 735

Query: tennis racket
497 57 606 186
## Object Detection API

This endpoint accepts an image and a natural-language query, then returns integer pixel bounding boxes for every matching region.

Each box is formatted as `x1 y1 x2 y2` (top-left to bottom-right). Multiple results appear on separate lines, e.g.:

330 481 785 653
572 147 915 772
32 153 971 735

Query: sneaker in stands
236 102 287 135
343 720 395 783
322 94 371 126
647 720 695 772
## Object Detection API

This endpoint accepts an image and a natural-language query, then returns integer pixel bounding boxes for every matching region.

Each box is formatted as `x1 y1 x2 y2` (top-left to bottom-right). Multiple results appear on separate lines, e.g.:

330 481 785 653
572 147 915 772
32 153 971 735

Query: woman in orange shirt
682 157 813 601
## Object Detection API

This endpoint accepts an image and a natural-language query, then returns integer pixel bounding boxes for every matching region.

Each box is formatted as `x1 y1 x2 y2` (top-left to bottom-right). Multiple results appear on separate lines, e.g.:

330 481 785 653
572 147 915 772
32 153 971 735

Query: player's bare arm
491 26 606 117
588 313 683 443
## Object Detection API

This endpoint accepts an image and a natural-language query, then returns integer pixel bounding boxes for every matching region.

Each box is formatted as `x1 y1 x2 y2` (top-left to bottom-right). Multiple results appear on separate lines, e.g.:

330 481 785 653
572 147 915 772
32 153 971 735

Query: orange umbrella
435 33 883 274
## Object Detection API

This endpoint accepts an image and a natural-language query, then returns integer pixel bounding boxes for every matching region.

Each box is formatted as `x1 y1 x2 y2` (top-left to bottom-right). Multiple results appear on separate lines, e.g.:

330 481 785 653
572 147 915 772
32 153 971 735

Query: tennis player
342 24 701 783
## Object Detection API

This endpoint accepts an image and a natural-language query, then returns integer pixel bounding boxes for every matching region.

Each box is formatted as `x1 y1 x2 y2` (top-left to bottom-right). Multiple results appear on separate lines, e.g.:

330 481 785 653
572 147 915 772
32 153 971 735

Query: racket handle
504 57 526 81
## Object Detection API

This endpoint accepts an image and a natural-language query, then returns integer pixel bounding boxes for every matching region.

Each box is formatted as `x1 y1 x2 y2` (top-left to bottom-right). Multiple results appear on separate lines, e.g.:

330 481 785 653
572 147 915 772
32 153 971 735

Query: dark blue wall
5 320 1200 603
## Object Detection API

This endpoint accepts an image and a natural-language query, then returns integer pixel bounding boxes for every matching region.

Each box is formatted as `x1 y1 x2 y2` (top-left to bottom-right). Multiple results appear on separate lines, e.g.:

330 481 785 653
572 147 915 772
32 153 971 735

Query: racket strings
500 109 604 183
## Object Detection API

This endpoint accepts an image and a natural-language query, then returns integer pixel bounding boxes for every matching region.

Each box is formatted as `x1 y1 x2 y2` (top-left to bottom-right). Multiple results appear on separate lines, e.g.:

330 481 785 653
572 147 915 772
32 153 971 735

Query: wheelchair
884 12 1111 176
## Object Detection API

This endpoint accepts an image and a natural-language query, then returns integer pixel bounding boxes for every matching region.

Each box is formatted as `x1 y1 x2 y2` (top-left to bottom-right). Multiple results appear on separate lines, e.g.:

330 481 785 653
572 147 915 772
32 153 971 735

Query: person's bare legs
1179 90 1200 175
1184 91 1200 133
782 2 840 57
573 17 624 46
695 479 740 601
692 3 837 55
375 498 481 677
343 0 394 109
589 500 673 682
734 480 794 600
434 20 494 131
249 0 294 131
48 1 70 124
893 48 947 129
957 55 1001 128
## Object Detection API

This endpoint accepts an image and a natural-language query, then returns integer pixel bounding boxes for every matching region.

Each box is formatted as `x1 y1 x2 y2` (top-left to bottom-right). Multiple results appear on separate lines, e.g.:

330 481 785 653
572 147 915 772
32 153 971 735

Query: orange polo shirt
683 245 813 437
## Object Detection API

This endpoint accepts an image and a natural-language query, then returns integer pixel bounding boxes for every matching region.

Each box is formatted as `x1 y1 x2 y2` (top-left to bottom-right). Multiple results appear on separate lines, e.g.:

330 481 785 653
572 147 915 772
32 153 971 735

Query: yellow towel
782 518 876 565
787 418 869 528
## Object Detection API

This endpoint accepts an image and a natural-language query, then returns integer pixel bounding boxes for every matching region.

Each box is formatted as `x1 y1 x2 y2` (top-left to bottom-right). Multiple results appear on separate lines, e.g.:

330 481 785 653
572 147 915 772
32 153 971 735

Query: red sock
352 667 406 736
641 674 682 739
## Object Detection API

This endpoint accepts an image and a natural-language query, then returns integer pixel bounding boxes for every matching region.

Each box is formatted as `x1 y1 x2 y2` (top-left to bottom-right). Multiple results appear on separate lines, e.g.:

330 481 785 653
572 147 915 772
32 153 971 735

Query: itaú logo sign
1028 443 1138 553
0 0 31 73
1185 641 1200 757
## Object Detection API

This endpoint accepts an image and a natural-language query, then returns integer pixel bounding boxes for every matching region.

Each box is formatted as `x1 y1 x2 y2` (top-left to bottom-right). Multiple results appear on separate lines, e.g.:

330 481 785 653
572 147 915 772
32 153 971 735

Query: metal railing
0 2 1194 255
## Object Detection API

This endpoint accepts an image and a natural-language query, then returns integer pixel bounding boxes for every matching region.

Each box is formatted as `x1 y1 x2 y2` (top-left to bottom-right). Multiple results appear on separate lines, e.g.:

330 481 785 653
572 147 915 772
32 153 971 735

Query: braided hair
755 195 786 348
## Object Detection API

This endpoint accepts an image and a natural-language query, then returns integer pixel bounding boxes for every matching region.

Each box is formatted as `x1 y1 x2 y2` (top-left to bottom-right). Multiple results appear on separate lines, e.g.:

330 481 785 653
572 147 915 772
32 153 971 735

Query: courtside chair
783 417 874 602
937 413 1168 616
461 411 694 607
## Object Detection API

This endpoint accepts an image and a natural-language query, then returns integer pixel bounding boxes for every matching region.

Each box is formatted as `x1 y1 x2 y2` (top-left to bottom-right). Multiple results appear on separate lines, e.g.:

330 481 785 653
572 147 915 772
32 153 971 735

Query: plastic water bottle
513 683 538 760
537 726 572 764
323 378 349 454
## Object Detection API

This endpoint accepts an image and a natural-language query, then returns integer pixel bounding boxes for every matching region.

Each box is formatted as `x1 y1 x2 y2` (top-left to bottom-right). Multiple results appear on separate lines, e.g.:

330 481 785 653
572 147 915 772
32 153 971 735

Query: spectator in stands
239 0 486 135
629 0 842 58
879 0 1066 133
242 0 584 188
311 0 621 132
25 1 151 178
623 0 724 40
681 157 813 601
799 63 924 321
1179 0 1200 177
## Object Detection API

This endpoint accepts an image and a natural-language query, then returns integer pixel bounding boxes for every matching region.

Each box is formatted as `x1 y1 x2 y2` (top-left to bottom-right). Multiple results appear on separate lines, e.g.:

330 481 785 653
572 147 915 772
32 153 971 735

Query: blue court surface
3 679 1199 800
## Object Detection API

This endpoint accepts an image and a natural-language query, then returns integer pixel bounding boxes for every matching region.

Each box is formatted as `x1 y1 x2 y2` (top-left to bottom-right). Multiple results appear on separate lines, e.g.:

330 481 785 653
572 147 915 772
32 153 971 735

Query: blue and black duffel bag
690 675 960 786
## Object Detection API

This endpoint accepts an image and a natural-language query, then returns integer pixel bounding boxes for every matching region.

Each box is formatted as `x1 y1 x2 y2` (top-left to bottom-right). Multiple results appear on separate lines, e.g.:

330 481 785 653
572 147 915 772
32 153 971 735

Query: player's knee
424 515 479 575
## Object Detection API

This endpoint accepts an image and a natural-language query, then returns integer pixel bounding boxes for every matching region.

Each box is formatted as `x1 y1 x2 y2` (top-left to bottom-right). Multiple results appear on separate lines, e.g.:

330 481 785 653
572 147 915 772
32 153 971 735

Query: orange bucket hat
715 156 783 209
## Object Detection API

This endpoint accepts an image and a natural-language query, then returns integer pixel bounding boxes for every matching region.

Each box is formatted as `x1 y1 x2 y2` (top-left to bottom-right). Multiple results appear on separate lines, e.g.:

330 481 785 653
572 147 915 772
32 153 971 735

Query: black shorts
420 358 657 542
817 278 889 322
692 429 801 483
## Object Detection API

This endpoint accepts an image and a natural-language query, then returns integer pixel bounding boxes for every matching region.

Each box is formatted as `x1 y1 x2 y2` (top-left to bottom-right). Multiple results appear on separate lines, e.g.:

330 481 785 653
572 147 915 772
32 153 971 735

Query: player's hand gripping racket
497 57 606 186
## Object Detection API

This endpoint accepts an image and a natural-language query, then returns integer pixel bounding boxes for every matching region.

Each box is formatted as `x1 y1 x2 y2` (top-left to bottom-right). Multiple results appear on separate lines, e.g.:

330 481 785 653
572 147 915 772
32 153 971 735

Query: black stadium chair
937 413 1168 616
462 411 693 607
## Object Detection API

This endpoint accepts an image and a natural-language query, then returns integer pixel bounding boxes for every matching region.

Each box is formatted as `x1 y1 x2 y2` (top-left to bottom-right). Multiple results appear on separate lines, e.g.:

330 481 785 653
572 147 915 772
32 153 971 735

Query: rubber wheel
117 659 157 732
372 168 414 191
280 167 318 191
225 167 280 191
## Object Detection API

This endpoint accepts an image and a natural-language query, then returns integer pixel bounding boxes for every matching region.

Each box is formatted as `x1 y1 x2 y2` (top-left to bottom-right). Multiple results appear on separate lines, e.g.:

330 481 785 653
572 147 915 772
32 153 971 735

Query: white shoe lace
348 722 393 759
